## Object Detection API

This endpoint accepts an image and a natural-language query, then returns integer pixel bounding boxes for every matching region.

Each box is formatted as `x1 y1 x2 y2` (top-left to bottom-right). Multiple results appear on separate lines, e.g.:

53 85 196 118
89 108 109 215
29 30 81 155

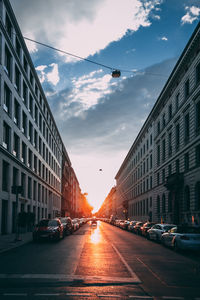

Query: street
0 221 200 300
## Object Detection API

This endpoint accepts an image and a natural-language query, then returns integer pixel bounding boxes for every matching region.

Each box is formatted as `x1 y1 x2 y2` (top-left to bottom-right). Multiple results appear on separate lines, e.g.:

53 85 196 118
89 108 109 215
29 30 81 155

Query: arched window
157 195 160 214
184 186 190 211
168 192 172 212
195 182 200 210
162 194 166 213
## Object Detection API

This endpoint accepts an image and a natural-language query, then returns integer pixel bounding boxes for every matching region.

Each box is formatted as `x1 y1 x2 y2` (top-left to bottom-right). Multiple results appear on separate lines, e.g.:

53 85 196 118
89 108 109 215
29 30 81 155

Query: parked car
161 225 200 251
147 223 176 242
33 218 64 241
141 222 156 237
72 219 79 231
59 217 73 235
121 220 130 230
133 221 144 234
119 220 126 228
128 221 138 232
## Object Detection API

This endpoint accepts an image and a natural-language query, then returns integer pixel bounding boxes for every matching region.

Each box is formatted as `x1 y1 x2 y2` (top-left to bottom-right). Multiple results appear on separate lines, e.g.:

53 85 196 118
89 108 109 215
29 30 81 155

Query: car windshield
38 220 49 227
163 225 175 231
60 218 67 223
48 220 58 227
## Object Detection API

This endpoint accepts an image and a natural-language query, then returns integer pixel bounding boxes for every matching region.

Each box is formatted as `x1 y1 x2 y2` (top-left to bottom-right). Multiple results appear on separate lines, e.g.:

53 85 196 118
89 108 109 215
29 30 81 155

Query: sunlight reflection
90 222 101 244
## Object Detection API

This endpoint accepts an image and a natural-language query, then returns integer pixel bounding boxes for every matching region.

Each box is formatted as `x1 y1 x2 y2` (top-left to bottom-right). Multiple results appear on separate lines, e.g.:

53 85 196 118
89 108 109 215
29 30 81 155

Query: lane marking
66 294 92 296
3 293 27 296
0 273 140 283
129 297 153 299
102 228 141 283
35 294 60 296
136 257 168 287
98 296 121 298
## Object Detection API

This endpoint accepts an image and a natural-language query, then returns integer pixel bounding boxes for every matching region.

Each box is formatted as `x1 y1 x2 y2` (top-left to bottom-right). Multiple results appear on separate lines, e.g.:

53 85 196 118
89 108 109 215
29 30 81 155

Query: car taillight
180 235 190 240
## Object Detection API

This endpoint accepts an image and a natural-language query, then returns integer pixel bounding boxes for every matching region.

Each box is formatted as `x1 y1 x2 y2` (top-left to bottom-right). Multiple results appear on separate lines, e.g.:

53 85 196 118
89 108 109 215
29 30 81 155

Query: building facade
115 22 200 225
0 0 76 234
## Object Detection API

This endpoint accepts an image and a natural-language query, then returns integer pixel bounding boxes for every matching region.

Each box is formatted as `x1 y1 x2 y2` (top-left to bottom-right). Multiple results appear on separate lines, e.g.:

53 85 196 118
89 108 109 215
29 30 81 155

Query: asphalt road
0 221 200 299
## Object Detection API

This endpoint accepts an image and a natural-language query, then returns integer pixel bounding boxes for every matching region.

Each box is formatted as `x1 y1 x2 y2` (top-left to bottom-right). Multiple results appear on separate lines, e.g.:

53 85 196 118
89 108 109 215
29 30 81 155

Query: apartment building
115 22 200 225
0 0 63 234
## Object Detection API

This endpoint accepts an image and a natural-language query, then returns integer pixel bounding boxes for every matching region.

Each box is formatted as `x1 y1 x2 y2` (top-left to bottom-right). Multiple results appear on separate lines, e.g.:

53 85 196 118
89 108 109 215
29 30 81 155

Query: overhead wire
23 36 168 78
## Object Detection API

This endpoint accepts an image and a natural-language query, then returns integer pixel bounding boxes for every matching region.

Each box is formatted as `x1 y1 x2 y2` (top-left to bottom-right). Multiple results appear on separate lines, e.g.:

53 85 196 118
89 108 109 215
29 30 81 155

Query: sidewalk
0 231 33 254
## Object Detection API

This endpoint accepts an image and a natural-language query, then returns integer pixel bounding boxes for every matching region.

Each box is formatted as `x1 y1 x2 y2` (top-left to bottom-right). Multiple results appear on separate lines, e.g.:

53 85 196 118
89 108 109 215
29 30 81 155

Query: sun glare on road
90 223 101 244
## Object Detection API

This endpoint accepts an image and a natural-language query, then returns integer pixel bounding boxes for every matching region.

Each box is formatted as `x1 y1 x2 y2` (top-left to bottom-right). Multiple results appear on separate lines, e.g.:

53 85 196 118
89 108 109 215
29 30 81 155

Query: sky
10 0 200 213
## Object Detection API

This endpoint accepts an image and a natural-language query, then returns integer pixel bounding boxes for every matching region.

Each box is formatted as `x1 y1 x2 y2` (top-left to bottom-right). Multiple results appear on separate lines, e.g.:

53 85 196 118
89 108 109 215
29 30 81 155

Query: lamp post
11 185 23 242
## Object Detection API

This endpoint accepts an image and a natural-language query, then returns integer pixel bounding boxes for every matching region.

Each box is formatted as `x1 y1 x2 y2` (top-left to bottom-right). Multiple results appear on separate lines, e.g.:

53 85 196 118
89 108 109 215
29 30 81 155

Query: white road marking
3 293 27 296
65 294 92 296
0 273 140 283
110 242 141 282
98 295 121 298
35 294 60 296
129 296 153 299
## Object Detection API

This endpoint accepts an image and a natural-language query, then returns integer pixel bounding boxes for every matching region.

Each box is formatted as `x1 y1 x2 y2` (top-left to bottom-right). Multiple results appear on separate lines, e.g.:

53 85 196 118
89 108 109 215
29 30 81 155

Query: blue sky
10 0 200 212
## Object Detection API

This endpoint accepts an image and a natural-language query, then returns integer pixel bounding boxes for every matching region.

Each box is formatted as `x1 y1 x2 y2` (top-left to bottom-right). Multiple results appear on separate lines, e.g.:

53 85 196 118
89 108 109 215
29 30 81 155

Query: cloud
181 6 200 24
158 36 168 41
36 63 60 86
10 0 163 61
47 57 176 155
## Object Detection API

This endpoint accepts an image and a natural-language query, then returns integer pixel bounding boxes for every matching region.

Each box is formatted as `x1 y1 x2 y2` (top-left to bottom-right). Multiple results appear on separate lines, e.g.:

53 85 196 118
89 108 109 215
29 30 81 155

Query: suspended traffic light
112 70 121 78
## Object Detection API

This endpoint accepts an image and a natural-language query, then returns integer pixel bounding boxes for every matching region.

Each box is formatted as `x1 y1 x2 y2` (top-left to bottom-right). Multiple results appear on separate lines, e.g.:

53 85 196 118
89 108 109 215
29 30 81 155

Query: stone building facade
115 22 200 225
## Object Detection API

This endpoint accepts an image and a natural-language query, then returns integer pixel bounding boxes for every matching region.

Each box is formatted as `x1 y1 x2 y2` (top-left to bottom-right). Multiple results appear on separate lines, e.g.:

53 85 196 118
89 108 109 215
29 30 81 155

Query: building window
157 121 160 135
34 104 38 124
30 71 33 86
4 45 12 79
162 194 166 213
3 121 10 150
13 132 19 157
184 186 190 211
28 121 33 143
0 32 2 64
157 144 160 166
168 132 172 157
150 134 152 145
4 83 11 115
22 111 27 136
150 176 152 189
168 192 172 212
196 144 200 167
195 182 200 210
5 13 12 39
168 164 172 176
157 172 160 185
14 64 21 93
21 141 27 164
184 113 190 143
23 81 28 105
185 79 190 99
162 113 166 129
28 177 32 199
38 183 41 202
176 159 180 173
29 94 33 116
15 36 21 59
196 101 200 134
150 154 152 169
39 113 42 131
162 139 166 162
12 167 19 189
157 196 160 214
33 181 37 200
14 99 20 126
168 104 172 121
23 55 28 73
175 123 180 150
28 149 32 168
34 155 37 173
176 93 179 111
2 160 9 191
196 62 200 85
184 152 189 171
21 173 26 197
34 129 38 149
162 168 165 183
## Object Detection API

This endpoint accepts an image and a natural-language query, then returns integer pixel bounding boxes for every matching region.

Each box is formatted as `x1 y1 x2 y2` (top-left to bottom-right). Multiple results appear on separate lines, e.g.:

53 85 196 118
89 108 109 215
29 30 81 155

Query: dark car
141 222 156 237
59 217 73 235
33 218 64 241
133 222 144 234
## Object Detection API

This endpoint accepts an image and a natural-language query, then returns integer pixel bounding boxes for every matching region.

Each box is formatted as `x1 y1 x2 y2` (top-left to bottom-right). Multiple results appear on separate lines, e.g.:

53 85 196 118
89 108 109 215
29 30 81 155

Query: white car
147 223 176 242
161 226 200 251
